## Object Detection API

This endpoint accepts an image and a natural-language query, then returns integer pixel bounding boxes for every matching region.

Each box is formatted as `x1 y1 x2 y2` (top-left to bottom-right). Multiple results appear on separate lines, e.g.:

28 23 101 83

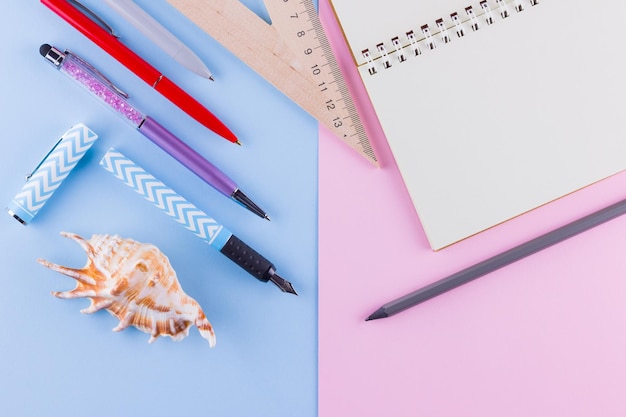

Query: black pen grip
220 235 274 282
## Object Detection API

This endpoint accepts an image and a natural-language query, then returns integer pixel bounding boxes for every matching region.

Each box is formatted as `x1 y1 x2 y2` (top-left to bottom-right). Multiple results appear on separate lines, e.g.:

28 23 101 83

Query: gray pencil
367 196 626 320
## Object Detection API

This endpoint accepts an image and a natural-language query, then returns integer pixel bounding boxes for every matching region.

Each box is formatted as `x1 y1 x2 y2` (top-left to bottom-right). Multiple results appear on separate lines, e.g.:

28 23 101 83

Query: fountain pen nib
270 273 298 295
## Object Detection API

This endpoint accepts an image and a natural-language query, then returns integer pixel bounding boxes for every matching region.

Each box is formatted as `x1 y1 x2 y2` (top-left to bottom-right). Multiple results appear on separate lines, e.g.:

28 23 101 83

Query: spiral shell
38 232 216 347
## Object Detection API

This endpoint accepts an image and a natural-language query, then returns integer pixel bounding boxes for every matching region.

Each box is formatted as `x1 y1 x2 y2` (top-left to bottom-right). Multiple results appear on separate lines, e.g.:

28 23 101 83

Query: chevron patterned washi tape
99 148 231 251
7 123 98 225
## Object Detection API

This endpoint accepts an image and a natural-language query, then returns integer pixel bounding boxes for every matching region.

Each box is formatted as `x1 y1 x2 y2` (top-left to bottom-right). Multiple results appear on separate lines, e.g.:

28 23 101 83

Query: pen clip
26 137 64 181
66 49 130 99
67 0 120 38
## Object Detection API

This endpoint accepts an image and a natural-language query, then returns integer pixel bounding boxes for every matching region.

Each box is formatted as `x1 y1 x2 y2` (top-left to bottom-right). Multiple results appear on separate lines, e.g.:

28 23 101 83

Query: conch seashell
38 232 216 347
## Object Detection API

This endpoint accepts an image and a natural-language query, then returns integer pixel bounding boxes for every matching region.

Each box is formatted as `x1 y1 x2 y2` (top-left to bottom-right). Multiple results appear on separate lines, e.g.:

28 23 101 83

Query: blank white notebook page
331 0 626 249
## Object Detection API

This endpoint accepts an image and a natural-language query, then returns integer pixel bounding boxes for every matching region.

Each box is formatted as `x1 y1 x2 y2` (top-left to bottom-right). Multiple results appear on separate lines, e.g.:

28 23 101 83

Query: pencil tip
265 215 271 221
235 140 243 146
366 308 388 321
208 75 215 81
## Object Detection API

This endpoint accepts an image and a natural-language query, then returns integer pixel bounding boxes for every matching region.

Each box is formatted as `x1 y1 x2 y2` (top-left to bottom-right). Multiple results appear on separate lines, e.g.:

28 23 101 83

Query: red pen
41 0 239 144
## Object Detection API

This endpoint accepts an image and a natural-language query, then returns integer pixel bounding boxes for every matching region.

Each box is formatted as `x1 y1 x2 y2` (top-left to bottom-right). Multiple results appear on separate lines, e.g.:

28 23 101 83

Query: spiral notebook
330 0 626 249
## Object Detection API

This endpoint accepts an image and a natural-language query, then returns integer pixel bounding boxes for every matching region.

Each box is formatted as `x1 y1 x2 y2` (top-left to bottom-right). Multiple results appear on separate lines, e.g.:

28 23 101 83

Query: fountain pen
101 148 297 294
40 44 269 220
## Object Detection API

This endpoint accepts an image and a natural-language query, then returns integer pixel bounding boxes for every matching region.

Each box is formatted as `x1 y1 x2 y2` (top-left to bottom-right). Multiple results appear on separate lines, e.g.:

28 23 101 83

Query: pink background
317 0 626 415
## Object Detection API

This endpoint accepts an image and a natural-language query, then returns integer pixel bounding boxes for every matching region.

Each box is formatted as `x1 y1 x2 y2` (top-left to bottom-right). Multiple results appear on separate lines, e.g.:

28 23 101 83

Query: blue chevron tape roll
99 148 231 251
7 123 98 225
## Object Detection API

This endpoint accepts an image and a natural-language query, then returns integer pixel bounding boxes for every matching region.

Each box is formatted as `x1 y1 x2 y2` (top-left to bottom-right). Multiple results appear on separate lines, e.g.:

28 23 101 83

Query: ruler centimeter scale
168 0 378 165
267 0 376 165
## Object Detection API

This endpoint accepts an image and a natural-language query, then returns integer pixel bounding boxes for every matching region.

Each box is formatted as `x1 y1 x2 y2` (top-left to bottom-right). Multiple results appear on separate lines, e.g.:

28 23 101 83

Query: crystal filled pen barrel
40 44 267 218
40 0 234 142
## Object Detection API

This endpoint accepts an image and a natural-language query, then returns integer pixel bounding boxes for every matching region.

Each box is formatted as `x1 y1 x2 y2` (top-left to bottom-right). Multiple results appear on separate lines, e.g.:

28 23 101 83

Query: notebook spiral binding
361 0 540 75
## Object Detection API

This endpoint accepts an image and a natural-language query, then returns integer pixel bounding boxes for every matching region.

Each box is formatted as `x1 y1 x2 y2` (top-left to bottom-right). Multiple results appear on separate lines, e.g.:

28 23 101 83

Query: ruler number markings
287 8 341 123
278 0 377 162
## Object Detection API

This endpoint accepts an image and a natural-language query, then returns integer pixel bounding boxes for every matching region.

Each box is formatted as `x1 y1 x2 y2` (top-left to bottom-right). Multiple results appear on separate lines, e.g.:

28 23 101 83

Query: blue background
1 1 318 416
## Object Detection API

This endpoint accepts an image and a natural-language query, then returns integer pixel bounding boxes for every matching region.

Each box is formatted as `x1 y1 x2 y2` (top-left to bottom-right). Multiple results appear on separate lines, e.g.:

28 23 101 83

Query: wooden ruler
167 0 378 166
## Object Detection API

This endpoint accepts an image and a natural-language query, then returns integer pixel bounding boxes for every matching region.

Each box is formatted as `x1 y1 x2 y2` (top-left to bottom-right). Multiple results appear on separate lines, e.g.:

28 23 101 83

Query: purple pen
39 44 269 220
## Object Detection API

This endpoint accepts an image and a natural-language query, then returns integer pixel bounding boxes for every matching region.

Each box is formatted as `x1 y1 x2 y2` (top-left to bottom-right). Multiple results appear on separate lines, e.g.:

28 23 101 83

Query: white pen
103 0 214 80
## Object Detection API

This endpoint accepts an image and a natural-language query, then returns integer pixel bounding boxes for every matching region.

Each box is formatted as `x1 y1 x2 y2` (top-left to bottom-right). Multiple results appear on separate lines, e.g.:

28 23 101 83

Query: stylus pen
101 148 297 294
367 196 626 320
103 0 214 80
41 0 237 143
40 44 268 220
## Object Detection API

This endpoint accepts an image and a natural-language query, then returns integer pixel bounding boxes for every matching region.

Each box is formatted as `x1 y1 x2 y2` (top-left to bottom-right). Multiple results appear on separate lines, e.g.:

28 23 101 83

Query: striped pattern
100 148 228 249
11 124 98 219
